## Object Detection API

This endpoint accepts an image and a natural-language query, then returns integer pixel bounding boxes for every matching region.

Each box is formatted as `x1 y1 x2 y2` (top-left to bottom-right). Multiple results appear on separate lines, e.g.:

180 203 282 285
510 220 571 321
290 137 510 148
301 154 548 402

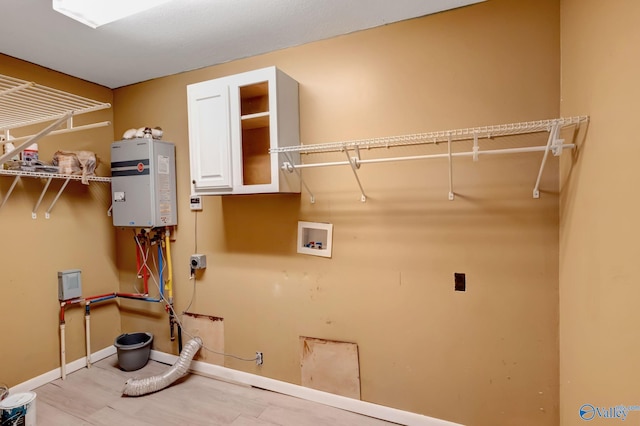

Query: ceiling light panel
52 0 171 28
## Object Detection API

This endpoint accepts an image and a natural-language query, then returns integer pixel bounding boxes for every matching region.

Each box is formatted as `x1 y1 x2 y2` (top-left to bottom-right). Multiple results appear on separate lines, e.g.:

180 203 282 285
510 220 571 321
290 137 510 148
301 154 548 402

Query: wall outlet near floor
256 352 263 365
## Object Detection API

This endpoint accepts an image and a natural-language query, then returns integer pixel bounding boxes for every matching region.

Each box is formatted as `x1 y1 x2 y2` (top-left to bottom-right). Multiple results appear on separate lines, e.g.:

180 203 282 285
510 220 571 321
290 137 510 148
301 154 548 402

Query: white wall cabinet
187 66 300 195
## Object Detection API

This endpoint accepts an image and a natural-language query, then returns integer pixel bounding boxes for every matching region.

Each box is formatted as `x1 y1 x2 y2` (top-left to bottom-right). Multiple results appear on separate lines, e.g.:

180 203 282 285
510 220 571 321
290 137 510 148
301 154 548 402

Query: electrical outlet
190 196 202 211
454 272 466 291
190 254 206 270
256 351 263 365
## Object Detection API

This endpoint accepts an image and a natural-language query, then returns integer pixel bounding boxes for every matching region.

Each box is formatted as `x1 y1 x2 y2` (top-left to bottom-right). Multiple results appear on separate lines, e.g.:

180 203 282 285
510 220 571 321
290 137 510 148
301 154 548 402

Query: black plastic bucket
114 332 153 371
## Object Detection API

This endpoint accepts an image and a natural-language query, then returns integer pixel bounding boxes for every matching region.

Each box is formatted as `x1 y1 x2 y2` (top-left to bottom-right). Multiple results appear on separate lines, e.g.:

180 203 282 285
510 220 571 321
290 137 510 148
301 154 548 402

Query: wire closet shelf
0 73 112 218
0 74 110 133
271 116 589 203
272 116 587 154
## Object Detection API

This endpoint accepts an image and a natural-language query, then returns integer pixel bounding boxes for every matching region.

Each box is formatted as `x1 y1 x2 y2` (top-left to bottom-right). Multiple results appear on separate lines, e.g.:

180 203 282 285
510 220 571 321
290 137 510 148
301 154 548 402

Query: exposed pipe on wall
85 304 91 368
59 322 66 379
59 293 164 379
157 240 164 297
59 297 84 380
165 229 173 302
135 230 150 294
58 227 178 379
164 228 177 342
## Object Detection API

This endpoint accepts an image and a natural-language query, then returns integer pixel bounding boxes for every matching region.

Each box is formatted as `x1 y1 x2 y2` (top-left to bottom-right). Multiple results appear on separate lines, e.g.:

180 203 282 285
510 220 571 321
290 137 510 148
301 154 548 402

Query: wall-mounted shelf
272 116 589 203
0 73 111 165
0 169 111 219
0 73 112 217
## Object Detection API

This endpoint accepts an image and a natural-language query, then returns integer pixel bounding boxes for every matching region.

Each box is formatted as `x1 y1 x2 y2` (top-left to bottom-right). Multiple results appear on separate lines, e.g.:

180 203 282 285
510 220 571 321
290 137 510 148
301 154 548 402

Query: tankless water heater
111 138 177 227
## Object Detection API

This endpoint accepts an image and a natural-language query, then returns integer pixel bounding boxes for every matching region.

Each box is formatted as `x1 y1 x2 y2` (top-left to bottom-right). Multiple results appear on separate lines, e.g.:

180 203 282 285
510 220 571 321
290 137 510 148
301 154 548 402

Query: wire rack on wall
271 116 589 203
0 73 112 218
0 74 110 132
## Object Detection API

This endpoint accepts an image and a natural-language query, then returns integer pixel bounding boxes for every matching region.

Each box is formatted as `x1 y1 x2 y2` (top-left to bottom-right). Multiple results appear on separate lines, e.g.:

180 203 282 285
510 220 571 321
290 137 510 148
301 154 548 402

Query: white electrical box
190 254 207 269
190 196 202 211
58 269 82 301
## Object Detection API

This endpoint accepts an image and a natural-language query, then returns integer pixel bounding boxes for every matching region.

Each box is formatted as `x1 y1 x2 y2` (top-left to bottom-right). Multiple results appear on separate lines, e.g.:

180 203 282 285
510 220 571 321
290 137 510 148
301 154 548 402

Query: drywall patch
182 312 224 365
300 336 360 399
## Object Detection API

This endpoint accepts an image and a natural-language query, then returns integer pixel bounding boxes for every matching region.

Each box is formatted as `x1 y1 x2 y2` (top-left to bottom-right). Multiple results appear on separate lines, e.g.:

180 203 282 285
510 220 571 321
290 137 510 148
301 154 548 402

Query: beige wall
112 1 560 425
0 0 564 424
0 54 119 386
560 1 640 424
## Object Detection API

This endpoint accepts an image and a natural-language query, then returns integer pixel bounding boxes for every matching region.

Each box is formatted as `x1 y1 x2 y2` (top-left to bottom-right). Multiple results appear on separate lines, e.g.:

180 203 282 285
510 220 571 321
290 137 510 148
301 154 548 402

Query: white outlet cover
190 196 202 211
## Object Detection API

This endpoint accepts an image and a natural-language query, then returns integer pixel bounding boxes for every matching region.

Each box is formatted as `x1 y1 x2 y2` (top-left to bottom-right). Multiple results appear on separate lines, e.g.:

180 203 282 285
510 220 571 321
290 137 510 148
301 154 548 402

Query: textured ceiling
0 0 484 89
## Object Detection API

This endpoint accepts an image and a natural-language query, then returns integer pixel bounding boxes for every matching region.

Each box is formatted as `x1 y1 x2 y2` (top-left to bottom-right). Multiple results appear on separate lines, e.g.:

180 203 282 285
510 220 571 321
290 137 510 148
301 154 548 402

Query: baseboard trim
10 345 117 394
11 346 461 426
150 350 463 426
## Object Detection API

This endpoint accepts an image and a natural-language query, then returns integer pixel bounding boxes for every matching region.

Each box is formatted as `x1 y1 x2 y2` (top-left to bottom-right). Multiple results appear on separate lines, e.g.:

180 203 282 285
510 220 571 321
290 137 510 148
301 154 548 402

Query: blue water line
158 243 164 297
87 294 118 305
86 293 161 305
118 294 161 303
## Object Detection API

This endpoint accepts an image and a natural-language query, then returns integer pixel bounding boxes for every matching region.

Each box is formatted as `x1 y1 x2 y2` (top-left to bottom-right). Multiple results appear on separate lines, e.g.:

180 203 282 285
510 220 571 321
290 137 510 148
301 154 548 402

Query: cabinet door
228 67 278 194
187 79 233 192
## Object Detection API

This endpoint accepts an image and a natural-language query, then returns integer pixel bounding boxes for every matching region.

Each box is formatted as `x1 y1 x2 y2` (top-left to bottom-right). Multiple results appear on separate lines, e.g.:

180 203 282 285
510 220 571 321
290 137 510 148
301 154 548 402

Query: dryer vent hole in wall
455 273 466 291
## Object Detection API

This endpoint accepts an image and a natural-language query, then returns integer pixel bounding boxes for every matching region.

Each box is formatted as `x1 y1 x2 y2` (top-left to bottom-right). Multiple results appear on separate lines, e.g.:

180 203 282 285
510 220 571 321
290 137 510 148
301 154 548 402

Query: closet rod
0 104 110 132
3 120 111 144
282 143 577 170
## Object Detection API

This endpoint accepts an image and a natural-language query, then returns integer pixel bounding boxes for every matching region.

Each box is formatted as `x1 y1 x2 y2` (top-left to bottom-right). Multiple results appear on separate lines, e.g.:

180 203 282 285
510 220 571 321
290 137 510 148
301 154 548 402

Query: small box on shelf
297 221 333 258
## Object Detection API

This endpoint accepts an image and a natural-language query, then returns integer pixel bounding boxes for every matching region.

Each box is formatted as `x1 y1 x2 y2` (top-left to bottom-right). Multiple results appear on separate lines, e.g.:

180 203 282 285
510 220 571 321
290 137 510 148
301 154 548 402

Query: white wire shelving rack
271 116 589 203
0 73 112 218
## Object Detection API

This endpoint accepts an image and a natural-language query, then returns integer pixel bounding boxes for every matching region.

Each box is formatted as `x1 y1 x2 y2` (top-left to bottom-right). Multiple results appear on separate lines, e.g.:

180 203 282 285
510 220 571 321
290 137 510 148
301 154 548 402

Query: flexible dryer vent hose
122 337 203 396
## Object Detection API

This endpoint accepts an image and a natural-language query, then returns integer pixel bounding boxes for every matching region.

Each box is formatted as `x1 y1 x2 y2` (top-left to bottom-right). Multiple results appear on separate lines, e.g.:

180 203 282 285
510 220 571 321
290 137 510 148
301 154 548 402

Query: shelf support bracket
353 145 362 169
0 175 20 210
472 133 479 162
447 134 454 200
45 177 71 219
32 177 53 219
551 135 566 157
533 123 560 199
283 152 315 203
344 146 367 202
